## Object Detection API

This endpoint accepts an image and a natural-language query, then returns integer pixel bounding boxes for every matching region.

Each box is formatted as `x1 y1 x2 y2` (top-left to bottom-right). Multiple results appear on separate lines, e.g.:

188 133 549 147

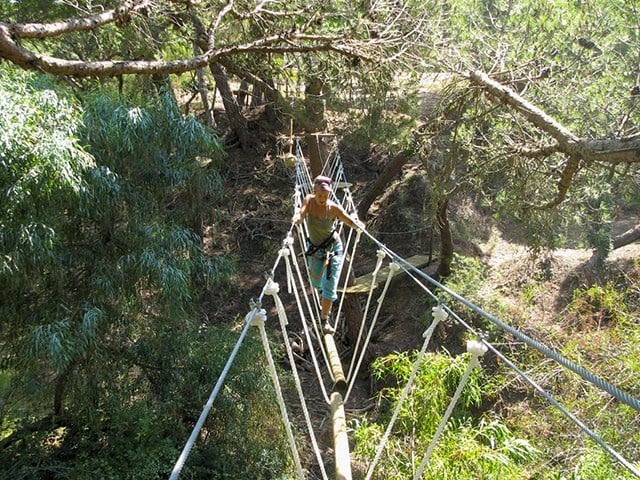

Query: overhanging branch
469 70 640 209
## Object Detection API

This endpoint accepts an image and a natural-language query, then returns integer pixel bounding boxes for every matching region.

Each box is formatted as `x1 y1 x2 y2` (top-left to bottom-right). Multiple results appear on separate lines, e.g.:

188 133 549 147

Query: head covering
313 175 332 192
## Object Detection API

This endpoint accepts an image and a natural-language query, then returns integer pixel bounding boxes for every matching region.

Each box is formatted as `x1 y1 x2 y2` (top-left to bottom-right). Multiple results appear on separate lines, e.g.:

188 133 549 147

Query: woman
294 175 362 332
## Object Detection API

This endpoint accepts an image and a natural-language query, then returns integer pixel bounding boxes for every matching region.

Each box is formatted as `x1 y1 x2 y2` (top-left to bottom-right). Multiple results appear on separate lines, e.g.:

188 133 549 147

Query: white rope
345 249 387 382
284 238 333 403
345 261 400 403
264 279 331 480
412 340 488 480
251 307 306 480
364 306 449 480
333 227 361 333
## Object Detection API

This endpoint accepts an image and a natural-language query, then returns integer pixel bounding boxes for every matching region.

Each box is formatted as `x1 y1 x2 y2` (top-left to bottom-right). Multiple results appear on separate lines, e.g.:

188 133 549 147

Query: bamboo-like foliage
353 350 537 479
0 67 285 478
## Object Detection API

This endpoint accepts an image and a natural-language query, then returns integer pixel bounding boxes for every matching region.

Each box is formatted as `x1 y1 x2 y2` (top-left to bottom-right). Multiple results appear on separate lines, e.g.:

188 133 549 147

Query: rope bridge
169 143 640 480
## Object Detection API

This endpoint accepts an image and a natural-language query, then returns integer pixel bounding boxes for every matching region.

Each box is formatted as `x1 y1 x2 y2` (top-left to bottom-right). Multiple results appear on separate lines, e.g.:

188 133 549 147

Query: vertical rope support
251 306 305 480
346 249 387 381
412 339 488 480
334 228 361 327
266 279 331 480
364 305 448 480
285 237 334 391
345 261 399 401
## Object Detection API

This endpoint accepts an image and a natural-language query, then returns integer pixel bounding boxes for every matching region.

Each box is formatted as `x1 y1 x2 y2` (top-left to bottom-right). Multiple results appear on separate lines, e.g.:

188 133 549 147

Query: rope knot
284 234 294 247
431 305 449 323
389 261 400 273
250 308 267 326
466 339 488 358
265 279 280 296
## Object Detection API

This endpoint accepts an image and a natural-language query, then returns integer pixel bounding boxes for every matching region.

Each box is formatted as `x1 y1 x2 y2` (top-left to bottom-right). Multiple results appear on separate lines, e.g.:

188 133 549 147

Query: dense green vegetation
0 68 294 479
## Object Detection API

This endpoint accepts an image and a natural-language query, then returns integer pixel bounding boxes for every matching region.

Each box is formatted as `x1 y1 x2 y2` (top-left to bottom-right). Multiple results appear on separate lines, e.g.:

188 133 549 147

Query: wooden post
330 391 352 480
324 333 347 397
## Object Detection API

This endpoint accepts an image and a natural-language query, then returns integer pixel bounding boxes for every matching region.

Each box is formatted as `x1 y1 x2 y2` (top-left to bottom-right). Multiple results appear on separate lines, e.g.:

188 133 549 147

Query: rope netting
169 141 640 479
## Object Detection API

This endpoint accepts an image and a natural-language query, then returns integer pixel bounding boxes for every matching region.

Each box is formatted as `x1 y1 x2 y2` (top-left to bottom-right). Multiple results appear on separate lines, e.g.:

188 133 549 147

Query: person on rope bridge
293 175 363 333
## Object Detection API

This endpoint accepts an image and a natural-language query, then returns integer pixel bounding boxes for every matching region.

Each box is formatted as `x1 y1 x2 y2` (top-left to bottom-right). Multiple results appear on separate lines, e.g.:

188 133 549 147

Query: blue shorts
307 238 344 302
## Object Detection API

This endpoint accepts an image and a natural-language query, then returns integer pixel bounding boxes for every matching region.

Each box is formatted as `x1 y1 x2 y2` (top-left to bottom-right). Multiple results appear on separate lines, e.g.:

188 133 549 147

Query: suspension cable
361 229 640 413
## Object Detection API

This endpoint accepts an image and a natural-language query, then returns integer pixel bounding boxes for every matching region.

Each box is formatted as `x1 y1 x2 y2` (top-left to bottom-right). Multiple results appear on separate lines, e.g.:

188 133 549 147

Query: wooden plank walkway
341 254 431 294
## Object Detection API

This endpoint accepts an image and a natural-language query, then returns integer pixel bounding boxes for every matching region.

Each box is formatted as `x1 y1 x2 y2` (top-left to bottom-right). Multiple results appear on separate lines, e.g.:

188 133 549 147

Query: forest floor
204 135 640 477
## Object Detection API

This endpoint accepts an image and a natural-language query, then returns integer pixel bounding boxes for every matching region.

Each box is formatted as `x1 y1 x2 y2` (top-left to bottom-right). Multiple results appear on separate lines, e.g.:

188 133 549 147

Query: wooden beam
330 391 352 480
340 254 431 294
324 333 347 397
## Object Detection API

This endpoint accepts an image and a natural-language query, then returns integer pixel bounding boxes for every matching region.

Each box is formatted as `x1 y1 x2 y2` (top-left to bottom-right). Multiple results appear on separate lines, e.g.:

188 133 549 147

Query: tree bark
193 45 215 128
436 199 453 278
210 62 251 150
53 365 74 419
342 267 363 348
356 151 414 219
304 76 327 176
307 133 333 178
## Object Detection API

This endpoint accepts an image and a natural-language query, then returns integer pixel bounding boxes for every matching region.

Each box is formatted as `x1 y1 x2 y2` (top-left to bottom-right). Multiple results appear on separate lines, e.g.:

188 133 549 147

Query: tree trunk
53 365 73 419
305 76 327 177
193 45 215 128
210 62 251 150
436 199 453 278
236 79 249 107
307 133 333 177
612 223 640 249
356 151 414 220
342 269 363 348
